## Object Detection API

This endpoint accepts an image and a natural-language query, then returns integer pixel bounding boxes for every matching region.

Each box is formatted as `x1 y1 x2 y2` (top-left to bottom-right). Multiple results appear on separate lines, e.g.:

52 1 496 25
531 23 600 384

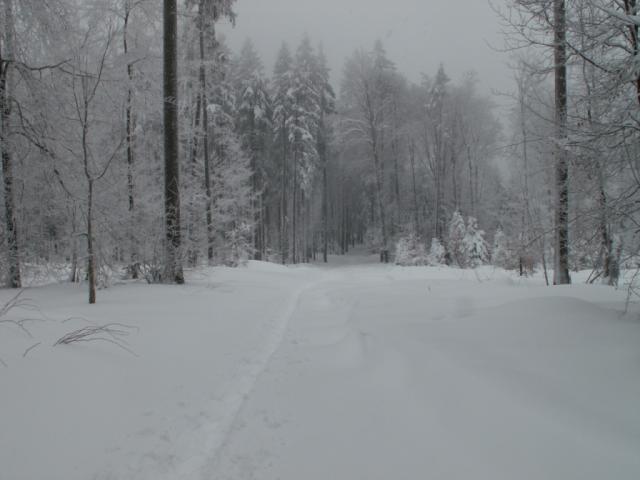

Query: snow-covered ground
1 255 639 479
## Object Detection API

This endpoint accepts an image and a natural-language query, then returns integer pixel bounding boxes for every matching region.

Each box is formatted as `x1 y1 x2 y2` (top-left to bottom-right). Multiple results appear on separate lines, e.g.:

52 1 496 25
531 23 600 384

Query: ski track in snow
159 272 327 480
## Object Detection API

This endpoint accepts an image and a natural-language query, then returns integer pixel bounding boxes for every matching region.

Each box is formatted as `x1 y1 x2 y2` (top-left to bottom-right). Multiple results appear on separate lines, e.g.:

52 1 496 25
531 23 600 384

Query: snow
1 256 640 479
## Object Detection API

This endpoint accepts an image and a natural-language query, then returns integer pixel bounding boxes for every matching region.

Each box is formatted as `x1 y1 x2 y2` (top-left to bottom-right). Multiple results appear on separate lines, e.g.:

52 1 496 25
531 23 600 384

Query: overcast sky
218 0 513 100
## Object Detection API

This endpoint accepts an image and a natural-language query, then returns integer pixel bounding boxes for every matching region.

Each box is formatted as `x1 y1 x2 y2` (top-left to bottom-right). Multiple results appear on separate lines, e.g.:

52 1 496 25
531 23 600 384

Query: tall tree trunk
451 149 459 212
409 139 420 237
292 143 298 264
68 205 80 283
466 144 476 218
87 180 96 304
553 0 571 285
186 89 201 266
519 74 531 276
124 3 139 278
0 0 21 288
598 180 613 282
124 8 134 215
322 152 328 263
163 0 184 283
318 111 329 263
189 93 202 168
374 146 388 262
252 162 263 260
624 0 640 105
251 113 263 260
391 102 401 210
80 79 96 304
434 168 444 242
279 119 288 264
199 2 214 264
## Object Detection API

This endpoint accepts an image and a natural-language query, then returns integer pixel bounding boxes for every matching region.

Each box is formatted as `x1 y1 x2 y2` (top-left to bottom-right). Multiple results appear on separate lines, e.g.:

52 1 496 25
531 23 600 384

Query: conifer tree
272 43 294 263
234 39 270 260
289 35 320 263
464 217 489 267
313 46 335 263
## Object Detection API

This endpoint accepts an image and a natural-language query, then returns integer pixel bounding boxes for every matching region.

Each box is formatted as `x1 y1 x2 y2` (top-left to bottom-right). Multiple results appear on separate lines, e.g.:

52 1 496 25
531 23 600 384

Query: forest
1 0 639 300
2 2 640 479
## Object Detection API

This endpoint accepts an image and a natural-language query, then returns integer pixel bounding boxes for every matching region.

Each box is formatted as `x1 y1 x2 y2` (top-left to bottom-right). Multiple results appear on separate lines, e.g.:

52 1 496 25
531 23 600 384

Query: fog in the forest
219 0 511 95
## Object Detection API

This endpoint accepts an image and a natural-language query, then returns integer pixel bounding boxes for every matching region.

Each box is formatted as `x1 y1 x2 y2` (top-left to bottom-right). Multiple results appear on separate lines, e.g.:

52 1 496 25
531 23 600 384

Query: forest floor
1 253 640 479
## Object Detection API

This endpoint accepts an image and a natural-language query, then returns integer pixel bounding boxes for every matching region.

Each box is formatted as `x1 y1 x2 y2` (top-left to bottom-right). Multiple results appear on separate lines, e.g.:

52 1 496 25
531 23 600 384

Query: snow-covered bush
394 234 428 266
464 217 489 267
447 210 467 267
491 228 511 268
427 237 446 265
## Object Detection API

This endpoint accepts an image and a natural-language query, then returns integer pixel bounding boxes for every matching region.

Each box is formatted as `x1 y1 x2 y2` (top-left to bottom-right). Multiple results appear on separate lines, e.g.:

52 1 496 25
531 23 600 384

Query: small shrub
395 234 428 266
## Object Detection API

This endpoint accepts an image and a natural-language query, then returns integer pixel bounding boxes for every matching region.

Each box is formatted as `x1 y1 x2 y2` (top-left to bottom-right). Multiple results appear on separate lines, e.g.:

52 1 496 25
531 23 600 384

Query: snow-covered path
208 260 640 480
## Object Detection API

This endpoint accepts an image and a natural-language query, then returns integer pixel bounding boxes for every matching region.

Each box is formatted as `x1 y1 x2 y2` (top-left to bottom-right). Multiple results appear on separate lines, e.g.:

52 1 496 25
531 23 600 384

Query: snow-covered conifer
233 39 270 259
464 217 489 267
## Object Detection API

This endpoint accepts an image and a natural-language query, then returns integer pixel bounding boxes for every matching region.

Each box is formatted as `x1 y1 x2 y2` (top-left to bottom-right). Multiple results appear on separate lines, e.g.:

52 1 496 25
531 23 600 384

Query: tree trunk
252 166 263 260
541 234 550 287
87 180 96 304
163 0 184 283
186 89 201 267
279 119 288 264
434 169 444 242
409 139 420 237
199 2 214 264
292 145 298 264
598 178 616 285
374 149 388 261
371 132 388 261
451 149 459 212
318 111 329 263
0 0 21 288
250 110 263 260
322 154 328 263
392 103 401 209
553 0 571 285
623 0 640 105
124 4 139 279
519 73 531 277
69 206 80 283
